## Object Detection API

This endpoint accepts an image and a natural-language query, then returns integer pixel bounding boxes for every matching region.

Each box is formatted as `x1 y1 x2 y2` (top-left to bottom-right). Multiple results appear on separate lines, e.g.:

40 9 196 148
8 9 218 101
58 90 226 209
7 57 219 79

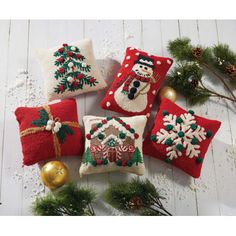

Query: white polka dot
129 47 134 50
167 59 172 64
106 102 111 107
68 62 74 67
125 64 129 68
152 90 156 95
126 56 131 60
146 113 150 118
117 73 122 77
148 53 151 56
109 91 113 95
156 61 161 65
135 52 140 56
149 104 153 108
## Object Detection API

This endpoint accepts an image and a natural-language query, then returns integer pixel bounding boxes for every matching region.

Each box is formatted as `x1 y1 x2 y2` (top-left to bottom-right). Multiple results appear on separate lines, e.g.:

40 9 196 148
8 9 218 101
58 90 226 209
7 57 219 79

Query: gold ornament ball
40 161 69 190
158 86 177 102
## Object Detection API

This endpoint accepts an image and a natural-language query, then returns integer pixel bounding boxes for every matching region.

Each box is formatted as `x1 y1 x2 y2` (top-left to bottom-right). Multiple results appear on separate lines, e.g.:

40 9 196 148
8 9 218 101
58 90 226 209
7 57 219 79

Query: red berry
72 81 78 87
93 126 98 132
58 47 64 53
96 159 103 165
102 119 107 124
58 57 64 63
62 43 68 47
77 73 83 80
58 85 64 91
89 78 95 84
76 54 81 59
134 133 139 139
67 52 73 57
122 160 127 166
125 124 131 130
59 67 65 74
86 134 91 140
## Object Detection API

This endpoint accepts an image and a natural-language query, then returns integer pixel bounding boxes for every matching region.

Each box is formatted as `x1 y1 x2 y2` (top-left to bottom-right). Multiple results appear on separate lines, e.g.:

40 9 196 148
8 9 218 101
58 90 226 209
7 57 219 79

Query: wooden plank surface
0 20 235 215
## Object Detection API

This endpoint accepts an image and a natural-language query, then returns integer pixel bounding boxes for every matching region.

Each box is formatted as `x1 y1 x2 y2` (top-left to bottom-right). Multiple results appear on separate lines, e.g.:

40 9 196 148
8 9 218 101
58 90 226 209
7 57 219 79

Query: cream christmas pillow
37 39 107 101
79 115 147 176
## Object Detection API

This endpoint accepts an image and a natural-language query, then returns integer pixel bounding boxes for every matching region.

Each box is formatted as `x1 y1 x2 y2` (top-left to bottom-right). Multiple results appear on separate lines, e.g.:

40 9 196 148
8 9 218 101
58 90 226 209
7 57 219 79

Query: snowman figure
114 55 156 113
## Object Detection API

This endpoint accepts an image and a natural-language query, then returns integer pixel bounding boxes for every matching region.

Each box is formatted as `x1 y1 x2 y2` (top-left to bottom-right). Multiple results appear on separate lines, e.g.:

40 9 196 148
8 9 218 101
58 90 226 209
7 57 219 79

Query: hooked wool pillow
100 47 173 117
79 115 147 176
37 38 107 101
143 99 221 178
15 99 83 166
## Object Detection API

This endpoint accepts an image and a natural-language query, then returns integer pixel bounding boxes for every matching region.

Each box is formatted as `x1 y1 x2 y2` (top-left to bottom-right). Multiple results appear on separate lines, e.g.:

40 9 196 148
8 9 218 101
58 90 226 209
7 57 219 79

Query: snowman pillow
37 38 107 101
100 47 173 117
79 115 147 176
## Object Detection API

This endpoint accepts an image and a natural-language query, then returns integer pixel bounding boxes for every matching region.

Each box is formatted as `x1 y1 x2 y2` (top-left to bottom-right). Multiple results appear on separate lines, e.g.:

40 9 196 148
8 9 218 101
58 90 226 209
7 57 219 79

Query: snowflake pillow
100 47 173 117
79 115 147 176
37 39 107 101
143 99 221 178
15 99 83 166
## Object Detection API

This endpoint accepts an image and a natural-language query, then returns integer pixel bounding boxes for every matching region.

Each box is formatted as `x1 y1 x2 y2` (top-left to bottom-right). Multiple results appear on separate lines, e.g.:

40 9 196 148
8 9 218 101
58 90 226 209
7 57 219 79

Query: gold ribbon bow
20 105 80 157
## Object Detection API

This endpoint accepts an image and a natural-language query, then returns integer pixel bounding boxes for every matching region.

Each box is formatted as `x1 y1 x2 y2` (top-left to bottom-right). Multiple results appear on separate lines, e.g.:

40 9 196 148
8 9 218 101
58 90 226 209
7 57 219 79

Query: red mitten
100 47 173 117
15 99 83 166
143 99 221 178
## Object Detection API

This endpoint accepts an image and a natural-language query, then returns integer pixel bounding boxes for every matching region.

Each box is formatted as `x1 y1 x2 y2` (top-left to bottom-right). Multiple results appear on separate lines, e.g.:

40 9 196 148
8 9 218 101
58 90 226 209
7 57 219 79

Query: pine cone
128 196 143 210
225 64 236 78
190 79 199 89
192 47 203 59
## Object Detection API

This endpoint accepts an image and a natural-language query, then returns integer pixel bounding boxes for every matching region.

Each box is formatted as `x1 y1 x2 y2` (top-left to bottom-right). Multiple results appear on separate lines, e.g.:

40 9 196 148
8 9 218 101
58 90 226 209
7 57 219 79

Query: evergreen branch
32 182 96 216
104 178 171 216
168 38 236 102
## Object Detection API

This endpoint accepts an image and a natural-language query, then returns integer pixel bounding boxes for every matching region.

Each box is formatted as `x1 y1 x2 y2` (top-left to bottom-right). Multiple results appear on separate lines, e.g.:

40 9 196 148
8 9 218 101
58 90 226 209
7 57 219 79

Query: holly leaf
32 109 49 127
57 124 74 144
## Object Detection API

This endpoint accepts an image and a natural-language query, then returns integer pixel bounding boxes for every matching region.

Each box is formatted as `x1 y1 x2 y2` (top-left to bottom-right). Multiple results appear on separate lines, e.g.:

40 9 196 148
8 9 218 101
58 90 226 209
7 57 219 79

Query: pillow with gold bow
15 99 82 166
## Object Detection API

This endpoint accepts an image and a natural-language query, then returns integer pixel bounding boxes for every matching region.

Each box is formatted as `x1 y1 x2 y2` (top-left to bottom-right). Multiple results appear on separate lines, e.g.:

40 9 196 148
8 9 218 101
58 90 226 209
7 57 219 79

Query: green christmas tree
53 43 98 94
131 147 143 166
83 147 93 165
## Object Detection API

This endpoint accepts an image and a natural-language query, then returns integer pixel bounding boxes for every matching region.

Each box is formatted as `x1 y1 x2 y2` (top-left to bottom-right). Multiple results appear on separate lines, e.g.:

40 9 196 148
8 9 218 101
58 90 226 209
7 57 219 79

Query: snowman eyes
139 65 148 70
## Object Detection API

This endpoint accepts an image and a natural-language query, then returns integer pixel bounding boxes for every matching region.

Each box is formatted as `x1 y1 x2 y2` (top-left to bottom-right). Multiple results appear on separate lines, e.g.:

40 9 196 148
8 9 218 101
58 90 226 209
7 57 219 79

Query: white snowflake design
153 111 207 160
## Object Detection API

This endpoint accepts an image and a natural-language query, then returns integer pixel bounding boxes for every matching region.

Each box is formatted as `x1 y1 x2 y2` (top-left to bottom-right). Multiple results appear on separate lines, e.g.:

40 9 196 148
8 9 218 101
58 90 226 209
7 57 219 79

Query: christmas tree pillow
100 47 173 117
79 115 147 176
37 39 107 101
143 99 221 178
15 99 83 166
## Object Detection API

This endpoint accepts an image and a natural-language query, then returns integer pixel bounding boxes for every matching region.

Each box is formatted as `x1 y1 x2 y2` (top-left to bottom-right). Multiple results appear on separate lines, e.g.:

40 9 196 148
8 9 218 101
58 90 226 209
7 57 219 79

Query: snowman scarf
122 70 154 93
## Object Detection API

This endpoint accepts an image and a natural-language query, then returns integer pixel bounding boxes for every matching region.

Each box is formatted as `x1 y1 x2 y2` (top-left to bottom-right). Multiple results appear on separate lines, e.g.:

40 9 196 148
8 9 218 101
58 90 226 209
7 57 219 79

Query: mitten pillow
143 99 221 178
79 115 147 176
15 99 83 166
100 47 173 117
37 39 107 101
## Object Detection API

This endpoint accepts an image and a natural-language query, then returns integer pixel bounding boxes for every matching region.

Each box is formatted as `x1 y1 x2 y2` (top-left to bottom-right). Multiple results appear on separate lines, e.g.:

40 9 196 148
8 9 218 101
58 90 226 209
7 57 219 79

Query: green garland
104 178 172 216
167 38 236 105
32 182 96 216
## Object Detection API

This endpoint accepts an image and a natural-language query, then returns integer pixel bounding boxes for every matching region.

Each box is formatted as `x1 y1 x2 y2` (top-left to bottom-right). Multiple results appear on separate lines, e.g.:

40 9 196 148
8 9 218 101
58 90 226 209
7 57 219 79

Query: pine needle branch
104 178 172 216
32 182 96 216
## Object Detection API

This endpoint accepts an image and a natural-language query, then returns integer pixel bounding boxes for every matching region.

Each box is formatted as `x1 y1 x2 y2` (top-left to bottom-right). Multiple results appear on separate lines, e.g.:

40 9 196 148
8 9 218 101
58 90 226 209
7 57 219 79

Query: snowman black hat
134 55 155 69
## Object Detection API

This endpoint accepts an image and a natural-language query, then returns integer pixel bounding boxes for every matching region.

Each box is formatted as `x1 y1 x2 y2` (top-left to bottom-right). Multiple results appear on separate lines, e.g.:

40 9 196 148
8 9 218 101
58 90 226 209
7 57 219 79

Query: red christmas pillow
15 99 83 166
143 99 221 178
100 47 173 117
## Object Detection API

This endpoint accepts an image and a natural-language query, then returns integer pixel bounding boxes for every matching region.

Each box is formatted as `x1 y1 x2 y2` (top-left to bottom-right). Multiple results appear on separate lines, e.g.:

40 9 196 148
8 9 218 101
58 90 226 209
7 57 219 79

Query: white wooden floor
0 20 236 216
